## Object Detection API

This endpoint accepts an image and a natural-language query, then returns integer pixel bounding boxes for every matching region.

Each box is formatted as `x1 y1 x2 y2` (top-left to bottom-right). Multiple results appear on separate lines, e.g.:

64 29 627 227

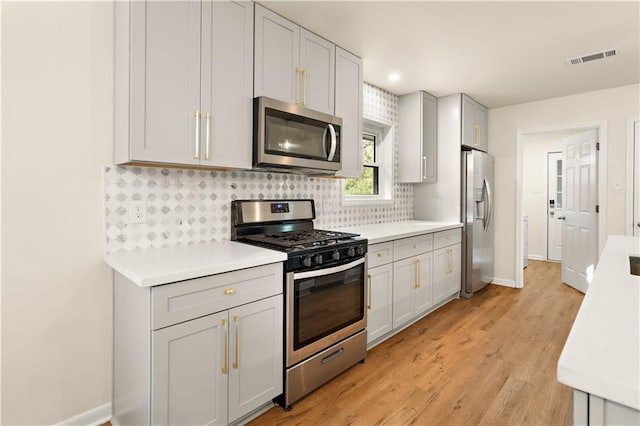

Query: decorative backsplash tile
103 83 413 254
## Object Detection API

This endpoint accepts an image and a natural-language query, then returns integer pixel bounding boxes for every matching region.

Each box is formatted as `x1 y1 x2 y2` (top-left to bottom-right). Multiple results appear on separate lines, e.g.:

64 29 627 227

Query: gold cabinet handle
221 318 228 374
193 110 201 159
377 252 383 258
204 112 210 160
474 124 480 146
417 259 421 288
233 315 239 369
413 259 421 289
367 274 372 309
302 69 307 106
295 67 300 105
447 249 453 274
224 288 234 295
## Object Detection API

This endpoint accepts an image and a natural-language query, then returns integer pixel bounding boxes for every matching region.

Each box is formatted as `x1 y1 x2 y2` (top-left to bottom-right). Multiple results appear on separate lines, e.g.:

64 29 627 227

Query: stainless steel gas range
231 199 368 410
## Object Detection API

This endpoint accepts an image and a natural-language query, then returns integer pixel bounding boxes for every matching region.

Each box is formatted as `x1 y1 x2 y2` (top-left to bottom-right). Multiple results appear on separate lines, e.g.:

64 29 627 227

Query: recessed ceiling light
388 72 400 82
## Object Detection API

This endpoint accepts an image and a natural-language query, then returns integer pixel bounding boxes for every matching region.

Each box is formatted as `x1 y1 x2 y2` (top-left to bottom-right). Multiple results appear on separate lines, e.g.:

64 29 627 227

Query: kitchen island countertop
337 220 462 245
105 240 287 287
557 235 640 410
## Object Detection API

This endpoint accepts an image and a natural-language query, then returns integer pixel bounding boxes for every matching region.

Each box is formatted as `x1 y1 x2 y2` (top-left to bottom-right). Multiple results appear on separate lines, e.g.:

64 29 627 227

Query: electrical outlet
129 200 147 224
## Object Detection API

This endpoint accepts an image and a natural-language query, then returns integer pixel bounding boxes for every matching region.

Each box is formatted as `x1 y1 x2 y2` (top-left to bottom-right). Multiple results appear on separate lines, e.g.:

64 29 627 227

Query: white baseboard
491 277 516 288
528 254 545 261
54 402 111 426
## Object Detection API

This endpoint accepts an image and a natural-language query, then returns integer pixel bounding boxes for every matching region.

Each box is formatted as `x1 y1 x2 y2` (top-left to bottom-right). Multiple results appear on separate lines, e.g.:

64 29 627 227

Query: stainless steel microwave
253 96 342 174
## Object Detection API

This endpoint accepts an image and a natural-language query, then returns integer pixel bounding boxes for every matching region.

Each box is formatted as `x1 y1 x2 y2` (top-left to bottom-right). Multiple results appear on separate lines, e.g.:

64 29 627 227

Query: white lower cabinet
113 263 284 426
152 296 283 425
366 228 461 348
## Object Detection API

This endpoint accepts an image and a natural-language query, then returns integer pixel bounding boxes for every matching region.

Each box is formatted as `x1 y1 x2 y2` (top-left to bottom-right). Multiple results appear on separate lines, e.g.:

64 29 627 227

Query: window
344 131 380 196
343 118 393 204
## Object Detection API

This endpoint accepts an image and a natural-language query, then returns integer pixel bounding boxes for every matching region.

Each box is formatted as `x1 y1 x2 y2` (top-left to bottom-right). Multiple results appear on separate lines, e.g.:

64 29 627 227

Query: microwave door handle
327 124 337 161
322 125 329 159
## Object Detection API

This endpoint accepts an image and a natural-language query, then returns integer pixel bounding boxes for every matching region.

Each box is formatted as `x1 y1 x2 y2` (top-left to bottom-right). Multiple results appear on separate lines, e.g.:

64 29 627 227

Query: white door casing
634 121 640 236
561 129 598 293
547 152 563 261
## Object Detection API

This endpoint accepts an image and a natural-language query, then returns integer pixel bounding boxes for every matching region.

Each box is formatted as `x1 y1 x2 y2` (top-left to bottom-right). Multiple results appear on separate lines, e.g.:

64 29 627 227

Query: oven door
286 257 367 367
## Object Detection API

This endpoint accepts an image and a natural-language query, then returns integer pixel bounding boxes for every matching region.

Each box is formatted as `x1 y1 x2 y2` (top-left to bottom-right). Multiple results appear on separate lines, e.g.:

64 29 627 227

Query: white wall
489 84 640 283
1 3 113 424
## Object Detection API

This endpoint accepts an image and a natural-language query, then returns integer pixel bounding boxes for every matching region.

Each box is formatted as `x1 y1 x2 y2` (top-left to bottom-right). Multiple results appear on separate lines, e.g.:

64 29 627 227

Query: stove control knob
332 251 341 261
302 256 312 267
314 254 324 265
347 247 356 257
356 246 365 256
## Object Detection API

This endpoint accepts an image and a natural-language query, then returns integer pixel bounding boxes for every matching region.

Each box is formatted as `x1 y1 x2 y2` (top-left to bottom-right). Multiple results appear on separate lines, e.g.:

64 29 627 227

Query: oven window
293 263 364 350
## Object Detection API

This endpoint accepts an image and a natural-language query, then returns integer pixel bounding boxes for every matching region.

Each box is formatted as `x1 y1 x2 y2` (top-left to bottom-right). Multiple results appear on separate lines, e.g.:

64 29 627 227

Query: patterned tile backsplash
104 83 413 254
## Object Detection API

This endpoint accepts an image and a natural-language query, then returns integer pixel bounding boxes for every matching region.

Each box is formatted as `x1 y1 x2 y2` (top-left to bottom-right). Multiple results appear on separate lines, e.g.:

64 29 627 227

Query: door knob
557 215 566 220
637 222 640 228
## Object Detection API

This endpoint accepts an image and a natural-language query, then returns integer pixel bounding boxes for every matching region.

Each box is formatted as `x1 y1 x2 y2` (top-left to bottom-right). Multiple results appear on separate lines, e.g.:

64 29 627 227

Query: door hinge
596 205 599 213
596 142 600 151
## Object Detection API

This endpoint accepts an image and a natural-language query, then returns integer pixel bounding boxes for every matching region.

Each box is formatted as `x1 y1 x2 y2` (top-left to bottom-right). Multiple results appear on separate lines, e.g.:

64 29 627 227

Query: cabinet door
413 252 433 316
461 95 477 149
421 92 437 182
398 91 422 183
228 296 283 423
432 247 448 304
335 47 363 178
299 29 335 115
475 104 488 152
254 5 299 103
367 264 393 344
392 257 417 329
398 91 436 183
129 1 201 165
152 313 228 426
446 243 462 295
200 0 253 169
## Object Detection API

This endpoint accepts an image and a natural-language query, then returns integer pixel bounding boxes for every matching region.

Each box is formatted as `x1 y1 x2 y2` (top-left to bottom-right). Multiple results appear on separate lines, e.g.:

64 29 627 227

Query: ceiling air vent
566 48 619 66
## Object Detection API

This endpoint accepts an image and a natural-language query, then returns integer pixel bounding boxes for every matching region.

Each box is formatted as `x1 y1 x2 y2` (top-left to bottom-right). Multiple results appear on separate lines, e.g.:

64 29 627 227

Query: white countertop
337 220 463 244
557 235 640 410
105 240 287 287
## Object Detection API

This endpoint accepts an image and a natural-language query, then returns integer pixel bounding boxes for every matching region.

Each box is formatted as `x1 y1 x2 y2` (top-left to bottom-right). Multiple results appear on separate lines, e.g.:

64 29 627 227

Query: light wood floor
250 260 584 426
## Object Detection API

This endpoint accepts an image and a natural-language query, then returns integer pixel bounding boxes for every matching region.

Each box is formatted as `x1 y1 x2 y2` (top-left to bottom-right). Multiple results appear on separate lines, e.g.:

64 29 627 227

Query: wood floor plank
250 260 583 426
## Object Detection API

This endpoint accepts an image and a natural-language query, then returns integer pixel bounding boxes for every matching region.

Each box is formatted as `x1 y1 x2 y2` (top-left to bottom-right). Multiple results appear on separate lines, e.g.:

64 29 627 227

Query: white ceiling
260 1 640 108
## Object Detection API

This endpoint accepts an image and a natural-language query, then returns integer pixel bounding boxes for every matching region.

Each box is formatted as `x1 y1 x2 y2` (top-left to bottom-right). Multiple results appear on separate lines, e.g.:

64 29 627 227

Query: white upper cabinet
115 0 253 169
398 91 437 183
335 47 363 178
254 4 335 115
461 94 488 152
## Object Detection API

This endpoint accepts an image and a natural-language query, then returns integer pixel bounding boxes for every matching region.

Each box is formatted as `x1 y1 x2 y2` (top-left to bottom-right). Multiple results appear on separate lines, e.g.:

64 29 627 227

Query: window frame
343 117 394 205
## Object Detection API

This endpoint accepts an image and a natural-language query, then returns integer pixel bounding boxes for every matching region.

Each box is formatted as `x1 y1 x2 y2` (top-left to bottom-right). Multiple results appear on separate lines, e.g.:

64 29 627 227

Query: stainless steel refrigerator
462 149 494 297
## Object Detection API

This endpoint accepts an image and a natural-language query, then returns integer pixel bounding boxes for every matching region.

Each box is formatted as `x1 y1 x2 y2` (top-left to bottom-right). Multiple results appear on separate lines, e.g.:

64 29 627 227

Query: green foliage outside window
345 132 379 196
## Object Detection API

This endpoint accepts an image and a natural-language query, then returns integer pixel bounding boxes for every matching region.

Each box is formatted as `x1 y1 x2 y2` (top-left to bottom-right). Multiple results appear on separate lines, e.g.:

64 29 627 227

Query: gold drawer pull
377 253 383 258
413 244 417 249
224 288 234 295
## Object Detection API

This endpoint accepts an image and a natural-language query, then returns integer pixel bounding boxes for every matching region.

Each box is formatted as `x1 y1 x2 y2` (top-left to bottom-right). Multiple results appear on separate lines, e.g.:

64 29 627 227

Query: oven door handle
293 257 365 280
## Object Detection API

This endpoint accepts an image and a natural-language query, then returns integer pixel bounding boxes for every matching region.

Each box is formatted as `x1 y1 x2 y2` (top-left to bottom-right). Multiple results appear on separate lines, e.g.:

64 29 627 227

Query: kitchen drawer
393 234 433 261
433 228 462 250
151 263 283 330
367 242 394 268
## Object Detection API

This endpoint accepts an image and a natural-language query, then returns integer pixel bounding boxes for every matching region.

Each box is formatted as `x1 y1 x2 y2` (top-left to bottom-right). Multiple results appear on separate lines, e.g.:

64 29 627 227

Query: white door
547 152 563 261
561 129 598 293
634 121 640 236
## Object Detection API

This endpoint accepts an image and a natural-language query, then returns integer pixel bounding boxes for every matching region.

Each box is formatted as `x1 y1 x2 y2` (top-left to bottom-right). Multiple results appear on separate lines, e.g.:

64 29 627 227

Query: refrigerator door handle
484 178 493 232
